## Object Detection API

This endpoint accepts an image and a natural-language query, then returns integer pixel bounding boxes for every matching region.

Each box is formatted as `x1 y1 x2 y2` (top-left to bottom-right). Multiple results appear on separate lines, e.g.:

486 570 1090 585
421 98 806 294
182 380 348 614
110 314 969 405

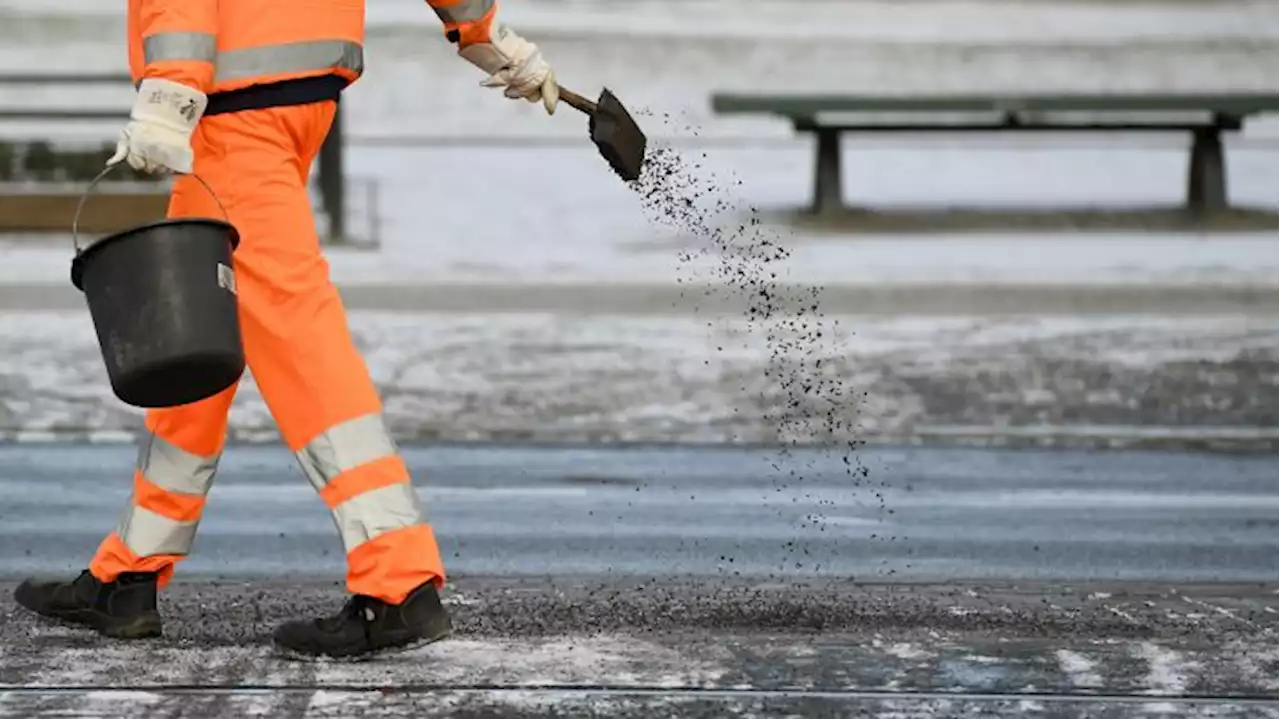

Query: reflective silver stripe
296 413 399 492
331 482 425 551
136 432 218 496
215 39 363 84
117 505 199 557
143 32 217 65
431 0 495 24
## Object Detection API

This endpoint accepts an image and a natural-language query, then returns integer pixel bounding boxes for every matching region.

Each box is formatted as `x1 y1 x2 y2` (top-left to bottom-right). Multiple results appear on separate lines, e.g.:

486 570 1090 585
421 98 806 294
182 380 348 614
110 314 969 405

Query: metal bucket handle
72 162 229 254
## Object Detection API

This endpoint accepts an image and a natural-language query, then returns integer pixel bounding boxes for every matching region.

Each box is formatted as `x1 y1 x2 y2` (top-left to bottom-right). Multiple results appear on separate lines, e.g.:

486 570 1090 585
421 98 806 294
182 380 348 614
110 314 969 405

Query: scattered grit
622 112 901 575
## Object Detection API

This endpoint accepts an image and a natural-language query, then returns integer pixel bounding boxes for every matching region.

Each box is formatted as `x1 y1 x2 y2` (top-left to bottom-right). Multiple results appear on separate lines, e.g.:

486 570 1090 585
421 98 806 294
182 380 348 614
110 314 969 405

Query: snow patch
882 642 934 661
1132 642 1197 695
310 635 727 688
1054 649 1104 688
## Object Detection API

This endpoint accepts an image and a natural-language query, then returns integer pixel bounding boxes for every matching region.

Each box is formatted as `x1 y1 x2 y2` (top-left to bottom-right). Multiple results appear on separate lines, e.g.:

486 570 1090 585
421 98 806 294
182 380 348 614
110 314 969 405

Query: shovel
557 87 648 182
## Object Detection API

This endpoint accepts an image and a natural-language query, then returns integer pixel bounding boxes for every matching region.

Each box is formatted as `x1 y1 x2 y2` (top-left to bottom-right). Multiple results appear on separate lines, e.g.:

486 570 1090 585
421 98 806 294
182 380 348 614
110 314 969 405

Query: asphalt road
0 443 1276 717
0 443 1273 583
1 579 1276 717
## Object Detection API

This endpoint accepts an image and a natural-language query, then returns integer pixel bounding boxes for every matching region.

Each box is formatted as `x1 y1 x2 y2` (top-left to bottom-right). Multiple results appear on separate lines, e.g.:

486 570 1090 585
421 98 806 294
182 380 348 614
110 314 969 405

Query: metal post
318 103 347 243
367 178 382 249
811 128 843 216
1187 126 1227 215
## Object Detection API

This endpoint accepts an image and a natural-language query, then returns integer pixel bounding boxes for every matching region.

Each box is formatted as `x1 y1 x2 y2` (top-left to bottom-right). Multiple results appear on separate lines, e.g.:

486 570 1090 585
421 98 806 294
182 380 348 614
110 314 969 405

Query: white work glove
107 78 207 175
458 24 559 115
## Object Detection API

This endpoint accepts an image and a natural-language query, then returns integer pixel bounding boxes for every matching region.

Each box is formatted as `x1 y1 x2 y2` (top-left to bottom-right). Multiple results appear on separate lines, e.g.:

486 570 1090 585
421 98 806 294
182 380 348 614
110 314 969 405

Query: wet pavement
0 443 1276 717
1 580 1276 717
0 443 1275 582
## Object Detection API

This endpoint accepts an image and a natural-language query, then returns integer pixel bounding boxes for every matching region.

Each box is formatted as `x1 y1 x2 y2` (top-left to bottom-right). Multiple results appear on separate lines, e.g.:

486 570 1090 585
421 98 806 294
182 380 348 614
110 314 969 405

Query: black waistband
204 74 348 117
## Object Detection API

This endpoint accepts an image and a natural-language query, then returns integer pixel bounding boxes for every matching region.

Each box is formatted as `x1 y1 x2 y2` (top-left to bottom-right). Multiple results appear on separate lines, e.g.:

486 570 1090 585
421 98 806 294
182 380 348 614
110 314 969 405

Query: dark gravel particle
4 578 1268 645
624 113 893 573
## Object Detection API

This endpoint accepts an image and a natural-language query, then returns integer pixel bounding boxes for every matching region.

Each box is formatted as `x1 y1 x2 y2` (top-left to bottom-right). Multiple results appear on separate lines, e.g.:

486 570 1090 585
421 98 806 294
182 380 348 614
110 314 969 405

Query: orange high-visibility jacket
127 0 498 95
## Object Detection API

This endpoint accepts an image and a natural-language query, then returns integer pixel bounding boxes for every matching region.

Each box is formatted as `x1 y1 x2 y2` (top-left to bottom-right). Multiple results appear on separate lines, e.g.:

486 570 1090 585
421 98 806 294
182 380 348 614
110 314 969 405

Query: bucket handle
72 161 229 254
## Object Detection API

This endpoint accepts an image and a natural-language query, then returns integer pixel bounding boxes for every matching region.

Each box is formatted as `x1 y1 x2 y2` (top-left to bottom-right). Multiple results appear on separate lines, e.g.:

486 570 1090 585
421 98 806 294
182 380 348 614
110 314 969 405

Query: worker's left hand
107 78 207 175
458 24 559 115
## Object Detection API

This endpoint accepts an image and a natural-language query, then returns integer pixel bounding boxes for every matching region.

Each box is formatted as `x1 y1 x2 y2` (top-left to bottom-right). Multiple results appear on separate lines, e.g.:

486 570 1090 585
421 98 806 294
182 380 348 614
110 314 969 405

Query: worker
12 0 558 660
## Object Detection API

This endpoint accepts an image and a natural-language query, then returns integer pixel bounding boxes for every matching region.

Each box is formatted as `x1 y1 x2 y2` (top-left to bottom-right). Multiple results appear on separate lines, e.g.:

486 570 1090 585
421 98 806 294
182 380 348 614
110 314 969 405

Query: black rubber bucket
70 168 245 408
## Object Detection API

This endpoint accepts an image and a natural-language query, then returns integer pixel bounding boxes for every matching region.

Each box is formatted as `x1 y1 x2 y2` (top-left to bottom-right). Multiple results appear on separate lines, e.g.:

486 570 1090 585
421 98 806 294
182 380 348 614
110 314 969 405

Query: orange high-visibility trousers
88 101 445 604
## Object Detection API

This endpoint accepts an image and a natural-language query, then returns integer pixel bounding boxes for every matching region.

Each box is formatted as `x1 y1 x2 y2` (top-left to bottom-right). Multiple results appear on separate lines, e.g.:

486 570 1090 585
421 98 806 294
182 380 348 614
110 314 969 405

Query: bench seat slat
711 92 1279 120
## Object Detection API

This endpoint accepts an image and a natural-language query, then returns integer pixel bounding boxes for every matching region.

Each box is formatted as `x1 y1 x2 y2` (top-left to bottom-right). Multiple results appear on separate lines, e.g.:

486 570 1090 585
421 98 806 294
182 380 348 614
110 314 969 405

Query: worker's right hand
107 78 208 175
457 24 559 115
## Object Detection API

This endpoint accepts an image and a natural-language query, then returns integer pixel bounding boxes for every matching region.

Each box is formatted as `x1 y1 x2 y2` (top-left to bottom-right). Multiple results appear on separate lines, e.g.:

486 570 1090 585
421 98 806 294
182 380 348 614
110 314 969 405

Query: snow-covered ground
0 311 1272 448
2 145 1277 289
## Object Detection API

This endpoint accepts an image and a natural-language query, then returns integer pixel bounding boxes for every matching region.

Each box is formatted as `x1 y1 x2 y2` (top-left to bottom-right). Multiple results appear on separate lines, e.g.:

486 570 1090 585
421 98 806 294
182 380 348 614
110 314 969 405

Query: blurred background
0 0 1275 451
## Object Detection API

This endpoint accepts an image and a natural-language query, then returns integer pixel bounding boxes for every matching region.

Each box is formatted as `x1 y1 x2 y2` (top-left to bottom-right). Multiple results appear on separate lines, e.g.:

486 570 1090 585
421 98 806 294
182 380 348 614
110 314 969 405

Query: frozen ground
0 311 1272 448
2 580 1276 718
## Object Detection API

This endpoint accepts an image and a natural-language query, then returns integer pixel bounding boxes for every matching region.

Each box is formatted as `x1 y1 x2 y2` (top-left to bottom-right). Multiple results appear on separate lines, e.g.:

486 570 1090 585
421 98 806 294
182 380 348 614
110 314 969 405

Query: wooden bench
0 72 355 242
709 92 1279 216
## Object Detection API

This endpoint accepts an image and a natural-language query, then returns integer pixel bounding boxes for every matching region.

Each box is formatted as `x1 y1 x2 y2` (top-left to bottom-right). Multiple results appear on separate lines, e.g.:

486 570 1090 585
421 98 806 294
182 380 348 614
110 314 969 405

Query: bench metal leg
1187 128 1227 214
811 129 843 215
317 104 347 243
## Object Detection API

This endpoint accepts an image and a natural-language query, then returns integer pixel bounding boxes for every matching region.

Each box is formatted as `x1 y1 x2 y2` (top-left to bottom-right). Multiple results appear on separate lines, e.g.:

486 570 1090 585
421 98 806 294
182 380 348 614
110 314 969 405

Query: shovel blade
588 88 647 182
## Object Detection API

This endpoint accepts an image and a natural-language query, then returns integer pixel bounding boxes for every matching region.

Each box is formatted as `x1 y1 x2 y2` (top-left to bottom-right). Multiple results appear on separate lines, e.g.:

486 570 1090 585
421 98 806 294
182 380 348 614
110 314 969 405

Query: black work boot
13 569 162 639
273 581 452 660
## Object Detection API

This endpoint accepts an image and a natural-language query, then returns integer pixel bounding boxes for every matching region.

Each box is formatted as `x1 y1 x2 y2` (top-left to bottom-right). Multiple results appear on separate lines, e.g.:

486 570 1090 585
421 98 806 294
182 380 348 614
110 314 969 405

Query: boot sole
275 622 454 663
17 602 162 640
98 614 164 640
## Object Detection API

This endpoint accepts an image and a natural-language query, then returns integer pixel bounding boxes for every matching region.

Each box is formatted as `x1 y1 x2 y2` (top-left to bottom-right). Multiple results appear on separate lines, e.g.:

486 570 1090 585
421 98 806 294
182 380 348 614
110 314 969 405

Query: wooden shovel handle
557 87 597 115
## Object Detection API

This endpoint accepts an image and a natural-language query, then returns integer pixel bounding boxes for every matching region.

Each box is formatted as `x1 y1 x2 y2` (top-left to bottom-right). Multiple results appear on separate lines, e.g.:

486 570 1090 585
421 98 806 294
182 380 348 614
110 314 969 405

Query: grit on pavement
0 443 1276 717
